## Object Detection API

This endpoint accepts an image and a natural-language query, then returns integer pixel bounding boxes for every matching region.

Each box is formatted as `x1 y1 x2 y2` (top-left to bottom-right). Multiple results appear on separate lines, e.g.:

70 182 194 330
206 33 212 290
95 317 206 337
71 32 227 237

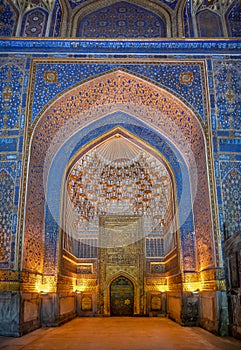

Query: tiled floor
0 317 241 350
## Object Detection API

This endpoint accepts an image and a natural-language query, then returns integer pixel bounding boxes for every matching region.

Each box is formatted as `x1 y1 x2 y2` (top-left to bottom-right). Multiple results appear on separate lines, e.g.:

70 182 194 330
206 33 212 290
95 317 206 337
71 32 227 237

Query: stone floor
0 317 241 350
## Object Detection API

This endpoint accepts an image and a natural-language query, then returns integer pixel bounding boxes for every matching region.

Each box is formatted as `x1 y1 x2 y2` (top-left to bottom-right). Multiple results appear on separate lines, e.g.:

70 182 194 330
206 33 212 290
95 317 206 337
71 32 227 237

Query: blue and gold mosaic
44 112 195 273
0 64 24 129
0 1 17 37
0 2 240 335
213 60 241 130
220 162 241 235
78 2 166 38
1 0 240 39
0 162 19 269
31 60 205 122
21 69 213 274
227 0 241 37
0 36 240 290
20 8 48 37
49 0 62 37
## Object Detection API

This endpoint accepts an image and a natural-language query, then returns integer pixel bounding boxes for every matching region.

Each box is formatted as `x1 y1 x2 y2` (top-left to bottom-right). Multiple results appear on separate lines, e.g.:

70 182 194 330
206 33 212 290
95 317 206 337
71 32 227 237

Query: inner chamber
62 133 178 316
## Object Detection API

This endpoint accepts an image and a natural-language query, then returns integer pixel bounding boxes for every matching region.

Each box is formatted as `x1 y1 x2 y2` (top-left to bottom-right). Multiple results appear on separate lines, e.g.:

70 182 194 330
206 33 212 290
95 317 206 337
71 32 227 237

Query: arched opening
62 127 178 316
22 70 214 326
110 276 134 316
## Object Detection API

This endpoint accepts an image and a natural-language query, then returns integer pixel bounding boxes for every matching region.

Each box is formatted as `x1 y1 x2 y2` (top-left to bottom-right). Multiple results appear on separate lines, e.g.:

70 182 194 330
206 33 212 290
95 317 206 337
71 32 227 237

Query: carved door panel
110 276 134 316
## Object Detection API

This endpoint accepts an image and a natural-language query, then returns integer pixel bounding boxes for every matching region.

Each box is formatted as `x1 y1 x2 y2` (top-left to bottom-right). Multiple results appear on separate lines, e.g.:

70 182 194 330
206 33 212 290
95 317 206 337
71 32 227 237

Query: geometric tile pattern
0 64 24 129
210 56 241 256
78 2 165 38
31 60 206 122
0 1 239 310
20 8 48 37
213 60 241 130
0 2 17 37
49 0 62 37
0 37 238 301
221 165 241 235
0 58 26 271
0 0 240 39
0 160 20 271
227 0 241 37
0 169 14 268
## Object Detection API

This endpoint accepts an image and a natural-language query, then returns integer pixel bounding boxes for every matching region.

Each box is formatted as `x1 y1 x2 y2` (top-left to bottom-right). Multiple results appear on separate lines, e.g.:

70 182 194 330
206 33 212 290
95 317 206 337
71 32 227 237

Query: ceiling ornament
67 135 173 232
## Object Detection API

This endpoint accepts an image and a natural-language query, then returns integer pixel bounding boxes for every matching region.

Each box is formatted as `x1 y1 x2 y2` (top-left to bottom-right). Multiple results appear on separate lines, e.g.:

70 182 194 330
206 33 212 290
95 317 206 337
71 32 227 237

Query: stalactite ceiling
66 134 173 236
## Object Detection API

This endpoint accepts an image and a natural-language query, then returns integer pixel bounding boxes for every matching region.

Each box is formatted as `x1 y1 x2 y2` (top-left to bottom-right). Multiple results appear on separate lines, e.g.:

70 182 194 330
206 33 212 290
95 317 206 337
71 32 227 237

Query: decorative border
1 39 241 55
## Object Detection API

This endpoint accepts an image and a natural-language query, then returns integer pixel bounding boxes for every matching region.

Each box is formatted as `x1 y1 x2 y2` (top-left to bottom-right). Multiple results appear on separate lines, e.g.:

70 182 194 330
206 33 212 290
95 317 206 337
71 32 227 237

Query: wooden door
110 276 134 316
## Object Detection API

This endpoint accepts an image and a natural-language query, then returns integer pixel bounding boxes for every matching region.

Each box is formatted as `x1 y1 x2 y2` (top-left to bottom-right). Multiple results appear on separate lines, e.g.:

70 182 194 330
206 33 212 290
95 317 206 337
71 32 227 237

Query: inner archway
63 127 178 316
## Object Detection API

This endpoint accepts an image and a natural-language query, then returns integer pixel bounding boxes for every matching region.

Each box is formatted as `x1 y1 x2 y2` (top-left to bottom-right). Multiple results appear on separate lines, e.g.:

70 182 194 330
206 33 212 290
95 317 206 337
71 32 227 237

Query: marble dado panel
198 291 228 335
200 294 215 321
23 300 38 322
167 293 181 323
23 294 40 322
0 292 20 336
60 296 75 315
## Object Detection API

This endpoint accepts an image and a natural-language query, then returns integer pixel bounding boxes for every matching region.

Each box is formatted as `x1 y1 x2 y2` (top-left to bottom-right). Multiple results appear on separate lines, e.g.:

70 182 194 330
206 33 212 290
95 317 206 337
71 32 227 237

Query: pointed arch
20 8 48 37
108 272 136 315
77 1 166 38
31 66 204 128
196 9 223 37
49 0 63 37
0 63 24 129
71 0 172 37
22 70 214 277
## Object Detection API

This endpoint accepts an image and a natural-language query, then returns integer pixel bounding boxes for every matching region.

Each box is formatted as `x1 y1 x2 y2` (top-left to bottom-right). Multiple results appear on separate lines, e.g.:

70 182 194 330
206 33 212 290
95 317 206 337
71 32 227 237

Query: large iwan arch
22 70 217 329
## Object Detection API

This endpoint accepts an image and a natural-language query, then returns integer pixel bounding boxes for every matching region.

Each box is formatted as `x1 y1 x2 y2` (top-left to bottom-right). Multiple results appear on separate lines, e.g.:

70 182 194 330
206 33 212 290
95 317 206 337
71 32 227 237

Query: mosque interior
0 0 241 340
